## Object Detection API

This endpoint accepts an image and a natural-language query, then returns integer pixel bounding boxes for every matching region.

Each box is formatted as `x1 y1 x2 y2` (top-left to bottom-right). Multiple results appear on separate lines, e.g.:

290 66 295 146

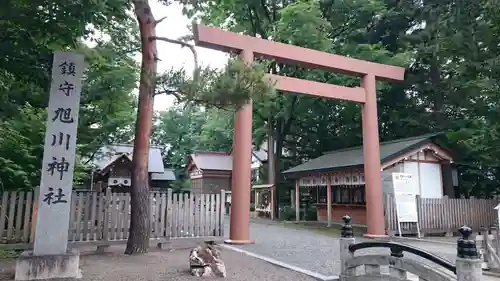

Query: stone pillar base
15 248 81 280
362 233 389 240
456 257 482 281
224 239 255 245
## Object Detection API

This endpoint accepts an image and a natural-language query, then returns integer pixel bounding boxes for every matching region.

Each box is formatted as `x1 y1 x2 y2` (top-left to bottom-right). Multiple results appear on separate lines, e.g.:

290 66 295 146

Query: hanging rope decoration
299 171 366 205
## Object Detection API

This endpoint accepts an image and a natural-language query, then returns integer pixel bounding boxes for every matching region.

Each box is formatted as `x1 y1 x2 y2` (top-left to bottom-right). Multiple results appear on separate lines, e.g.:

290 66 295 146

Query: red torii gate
193 23 405 243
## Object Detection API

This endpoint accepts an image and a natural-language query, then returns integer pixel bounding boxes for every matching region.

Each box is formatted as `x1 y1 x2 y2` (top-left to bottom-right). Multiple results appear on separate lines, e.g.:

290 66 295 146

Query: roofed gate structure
283 134 458 226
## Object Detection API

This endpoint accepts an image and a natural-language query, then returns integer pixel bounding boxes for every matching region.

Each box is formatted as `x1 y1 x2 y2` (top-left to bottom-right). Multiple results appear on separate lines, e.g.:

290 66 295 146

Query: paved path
223 218 499 280
225 220 343 276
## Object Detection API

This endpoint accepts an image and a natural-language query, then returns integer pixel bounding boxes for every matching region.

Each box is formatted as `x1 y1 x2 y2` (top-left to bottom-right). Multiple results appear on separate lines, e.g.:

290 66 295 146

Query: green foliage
158 58 276 109
303 206 318 221
0 248 21 260
0 0 138 191
279 206 296 221
171 0 500 198
170 179 192 193
4 0 500 200
0 105 45 191
250 203 255 212
152 105 234 174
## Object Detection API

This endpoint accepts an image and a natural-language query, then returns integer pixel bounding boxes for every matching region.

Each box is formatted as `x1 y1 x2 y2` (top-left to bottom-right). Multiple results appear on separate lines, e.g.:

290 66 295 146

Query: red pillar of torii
193 24 405 243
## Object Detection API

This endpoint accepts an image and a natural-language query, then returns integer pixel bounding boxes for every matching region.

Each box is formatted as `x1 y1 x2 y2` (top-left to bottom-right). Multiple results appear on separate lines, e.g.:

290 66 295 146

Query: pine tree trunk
125 0 157 255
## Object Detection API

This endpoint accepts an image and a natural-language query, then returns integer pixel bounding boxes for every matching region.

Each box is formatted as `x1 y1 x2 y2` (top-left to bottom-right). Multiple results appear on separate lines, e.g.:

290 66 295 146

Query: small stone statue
189 243 227 277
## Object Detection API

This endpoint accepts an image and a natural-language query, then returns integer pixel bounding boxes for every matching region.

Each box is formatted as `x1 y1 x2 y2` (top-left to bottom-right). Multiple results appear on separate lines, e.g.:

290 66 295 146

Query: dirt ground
0 245 317 281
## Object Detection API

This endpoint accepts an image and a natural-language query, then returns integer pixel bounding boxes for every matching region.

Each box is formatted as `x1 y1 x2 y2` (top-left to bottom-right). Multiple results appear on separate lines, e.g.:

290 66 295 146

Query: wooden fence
0 189 225 248
384 194 497 236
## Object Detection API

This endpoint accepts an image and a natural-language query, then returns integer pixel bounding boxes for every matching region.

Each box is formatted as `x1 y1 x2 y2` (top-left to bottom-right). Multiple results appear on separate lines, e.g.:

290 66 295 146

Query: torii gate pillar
193 23 405 243
227 50 255 244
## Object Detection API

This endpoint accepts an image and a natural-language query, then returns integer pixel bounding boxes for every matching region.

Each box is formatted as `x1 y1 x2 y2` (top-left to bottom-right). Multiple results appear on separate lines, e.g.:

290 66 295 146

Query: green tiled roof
282 133 442 175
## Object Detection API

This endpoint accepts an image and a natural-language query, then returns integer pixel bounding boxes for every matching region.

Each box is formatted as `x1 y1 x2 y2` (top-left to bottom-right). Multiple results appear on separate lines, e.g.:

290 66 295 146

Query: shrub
250 203 255 212
279 205 296 221
304 206 318 221
0 249 20 260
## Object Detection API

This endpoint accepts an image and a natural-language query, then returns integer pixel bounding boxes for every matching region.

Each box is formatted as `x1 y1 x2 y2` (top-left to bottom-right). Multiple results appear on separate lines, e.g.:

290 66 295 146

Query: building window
332 185 365 205
309 185 366 205
317 186 327 203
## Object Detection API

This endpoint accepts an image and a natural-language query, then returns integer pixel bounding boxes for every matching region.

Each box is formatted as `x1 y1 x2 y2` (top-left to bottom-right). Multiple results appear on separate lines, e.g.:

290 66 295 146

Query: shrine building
282 133 458 225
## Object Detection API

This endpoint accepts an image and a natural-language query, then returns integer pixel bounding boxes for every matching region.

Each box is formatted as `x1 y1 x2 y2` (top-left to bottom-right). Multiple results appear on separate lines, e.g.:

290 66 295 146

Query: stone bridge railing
339 216 482 281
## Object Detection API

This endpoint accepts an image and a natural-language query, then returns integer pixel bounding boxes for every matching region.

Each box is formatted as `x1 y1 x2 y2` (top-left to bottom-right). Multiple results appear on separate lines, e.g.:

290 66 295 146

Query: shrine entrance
193 24 405 243
252 184 274 219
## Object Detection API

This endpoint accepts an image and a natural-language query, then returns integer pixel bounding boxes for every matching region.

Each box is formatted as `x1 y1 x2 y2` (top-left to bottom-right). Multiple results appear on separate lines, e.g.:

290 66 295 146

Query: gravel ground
0 218 494 281
225 218 499 280
0 246 317 281
226 221 343 276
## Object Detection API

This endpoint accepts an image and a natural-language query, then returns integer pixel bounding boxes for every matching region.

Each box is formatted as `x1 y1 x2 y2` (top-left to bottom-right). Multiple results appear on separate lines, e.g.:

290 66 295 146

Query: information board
392 173 418 223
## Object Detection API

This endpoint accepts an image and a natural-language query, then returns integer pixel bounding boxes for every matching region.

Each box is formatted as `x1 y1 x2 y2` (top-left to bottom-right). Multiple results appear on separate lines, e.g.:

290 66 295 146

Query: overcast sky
147 1 228 111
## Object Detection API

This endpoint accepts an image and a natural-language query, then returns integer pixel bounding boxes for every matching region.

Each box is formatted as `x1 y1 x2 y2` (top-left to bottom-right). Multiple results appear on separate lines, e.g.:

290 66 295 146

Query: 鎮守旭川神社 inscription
33 52 85 256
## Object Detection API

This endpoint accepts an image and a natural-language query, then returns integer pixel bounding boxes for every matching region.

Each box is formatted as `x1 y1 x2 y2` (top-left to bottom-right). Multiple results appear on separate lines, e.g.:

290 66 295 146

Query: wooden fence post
167 188 172 238
97 191 111 253
30 187 40 243
220 190 225 237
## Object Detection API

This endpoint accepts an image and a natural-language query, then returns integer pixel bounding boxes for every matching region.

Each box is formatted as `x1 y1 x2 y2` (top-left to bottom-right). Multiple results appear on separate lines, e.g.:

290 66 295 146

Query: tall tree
177 0 408 214
126 0 158 255
127 0 275 254
0 0 139 191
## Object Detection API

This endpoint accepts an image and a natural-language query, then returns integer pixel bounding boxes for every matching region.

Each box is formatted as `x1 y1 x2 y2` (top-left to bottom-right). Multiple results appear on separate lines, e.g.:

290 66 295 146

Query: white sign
392 173 418 223
392 173 414 193
33 52 85 256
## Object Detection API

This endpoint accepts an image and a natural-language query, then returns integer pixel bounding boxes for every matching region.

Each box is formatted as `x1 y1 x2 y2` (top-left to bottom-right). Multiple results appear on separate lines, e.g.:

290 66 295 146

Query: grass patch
0 248 21 260
281 221 367 237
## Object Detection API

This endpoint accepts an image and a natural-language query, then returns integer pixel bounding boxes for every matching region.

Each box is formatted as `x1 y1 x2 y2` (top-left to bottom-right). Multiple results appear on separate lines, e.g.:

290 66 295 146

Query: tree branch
154 16 168 26
282 95 298 135
250 6 268 38
253 107 266 121
151 36 199 80
246 5 259 36
259 0 272 23
156 85 233 112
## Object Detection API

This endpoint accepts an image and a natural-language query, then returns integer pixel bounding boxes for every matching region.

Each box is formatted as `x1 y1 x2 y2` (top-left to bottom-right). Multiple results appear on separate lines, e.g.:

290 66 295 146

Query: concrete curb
389 236 456 245
483 270 500 278
221 244 339 281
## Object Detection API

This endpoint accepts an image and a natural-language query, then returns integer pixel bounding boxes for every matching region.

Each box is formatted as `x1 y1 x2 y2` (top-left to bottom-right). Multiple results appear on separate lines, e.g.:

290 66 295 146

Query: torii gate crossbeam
193 24 405 243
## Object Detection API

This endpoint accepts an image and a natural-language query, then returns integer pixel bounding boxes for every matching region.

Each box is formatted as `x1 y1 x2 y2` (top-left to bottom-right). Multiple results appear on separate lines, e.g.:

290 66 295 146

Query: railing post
456 226 482 281
491 226 500 255
476 227 489 270
340 215 356 279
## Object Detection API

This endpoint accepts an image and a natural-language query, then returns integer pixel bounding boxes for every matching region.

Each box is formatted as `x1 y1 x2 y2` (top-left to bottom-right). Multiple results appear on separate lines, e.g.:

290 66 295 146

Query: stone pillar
361 74 386 238
226 50 254 245
15 52 84 280
339 215 356 278
456 226 482 281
